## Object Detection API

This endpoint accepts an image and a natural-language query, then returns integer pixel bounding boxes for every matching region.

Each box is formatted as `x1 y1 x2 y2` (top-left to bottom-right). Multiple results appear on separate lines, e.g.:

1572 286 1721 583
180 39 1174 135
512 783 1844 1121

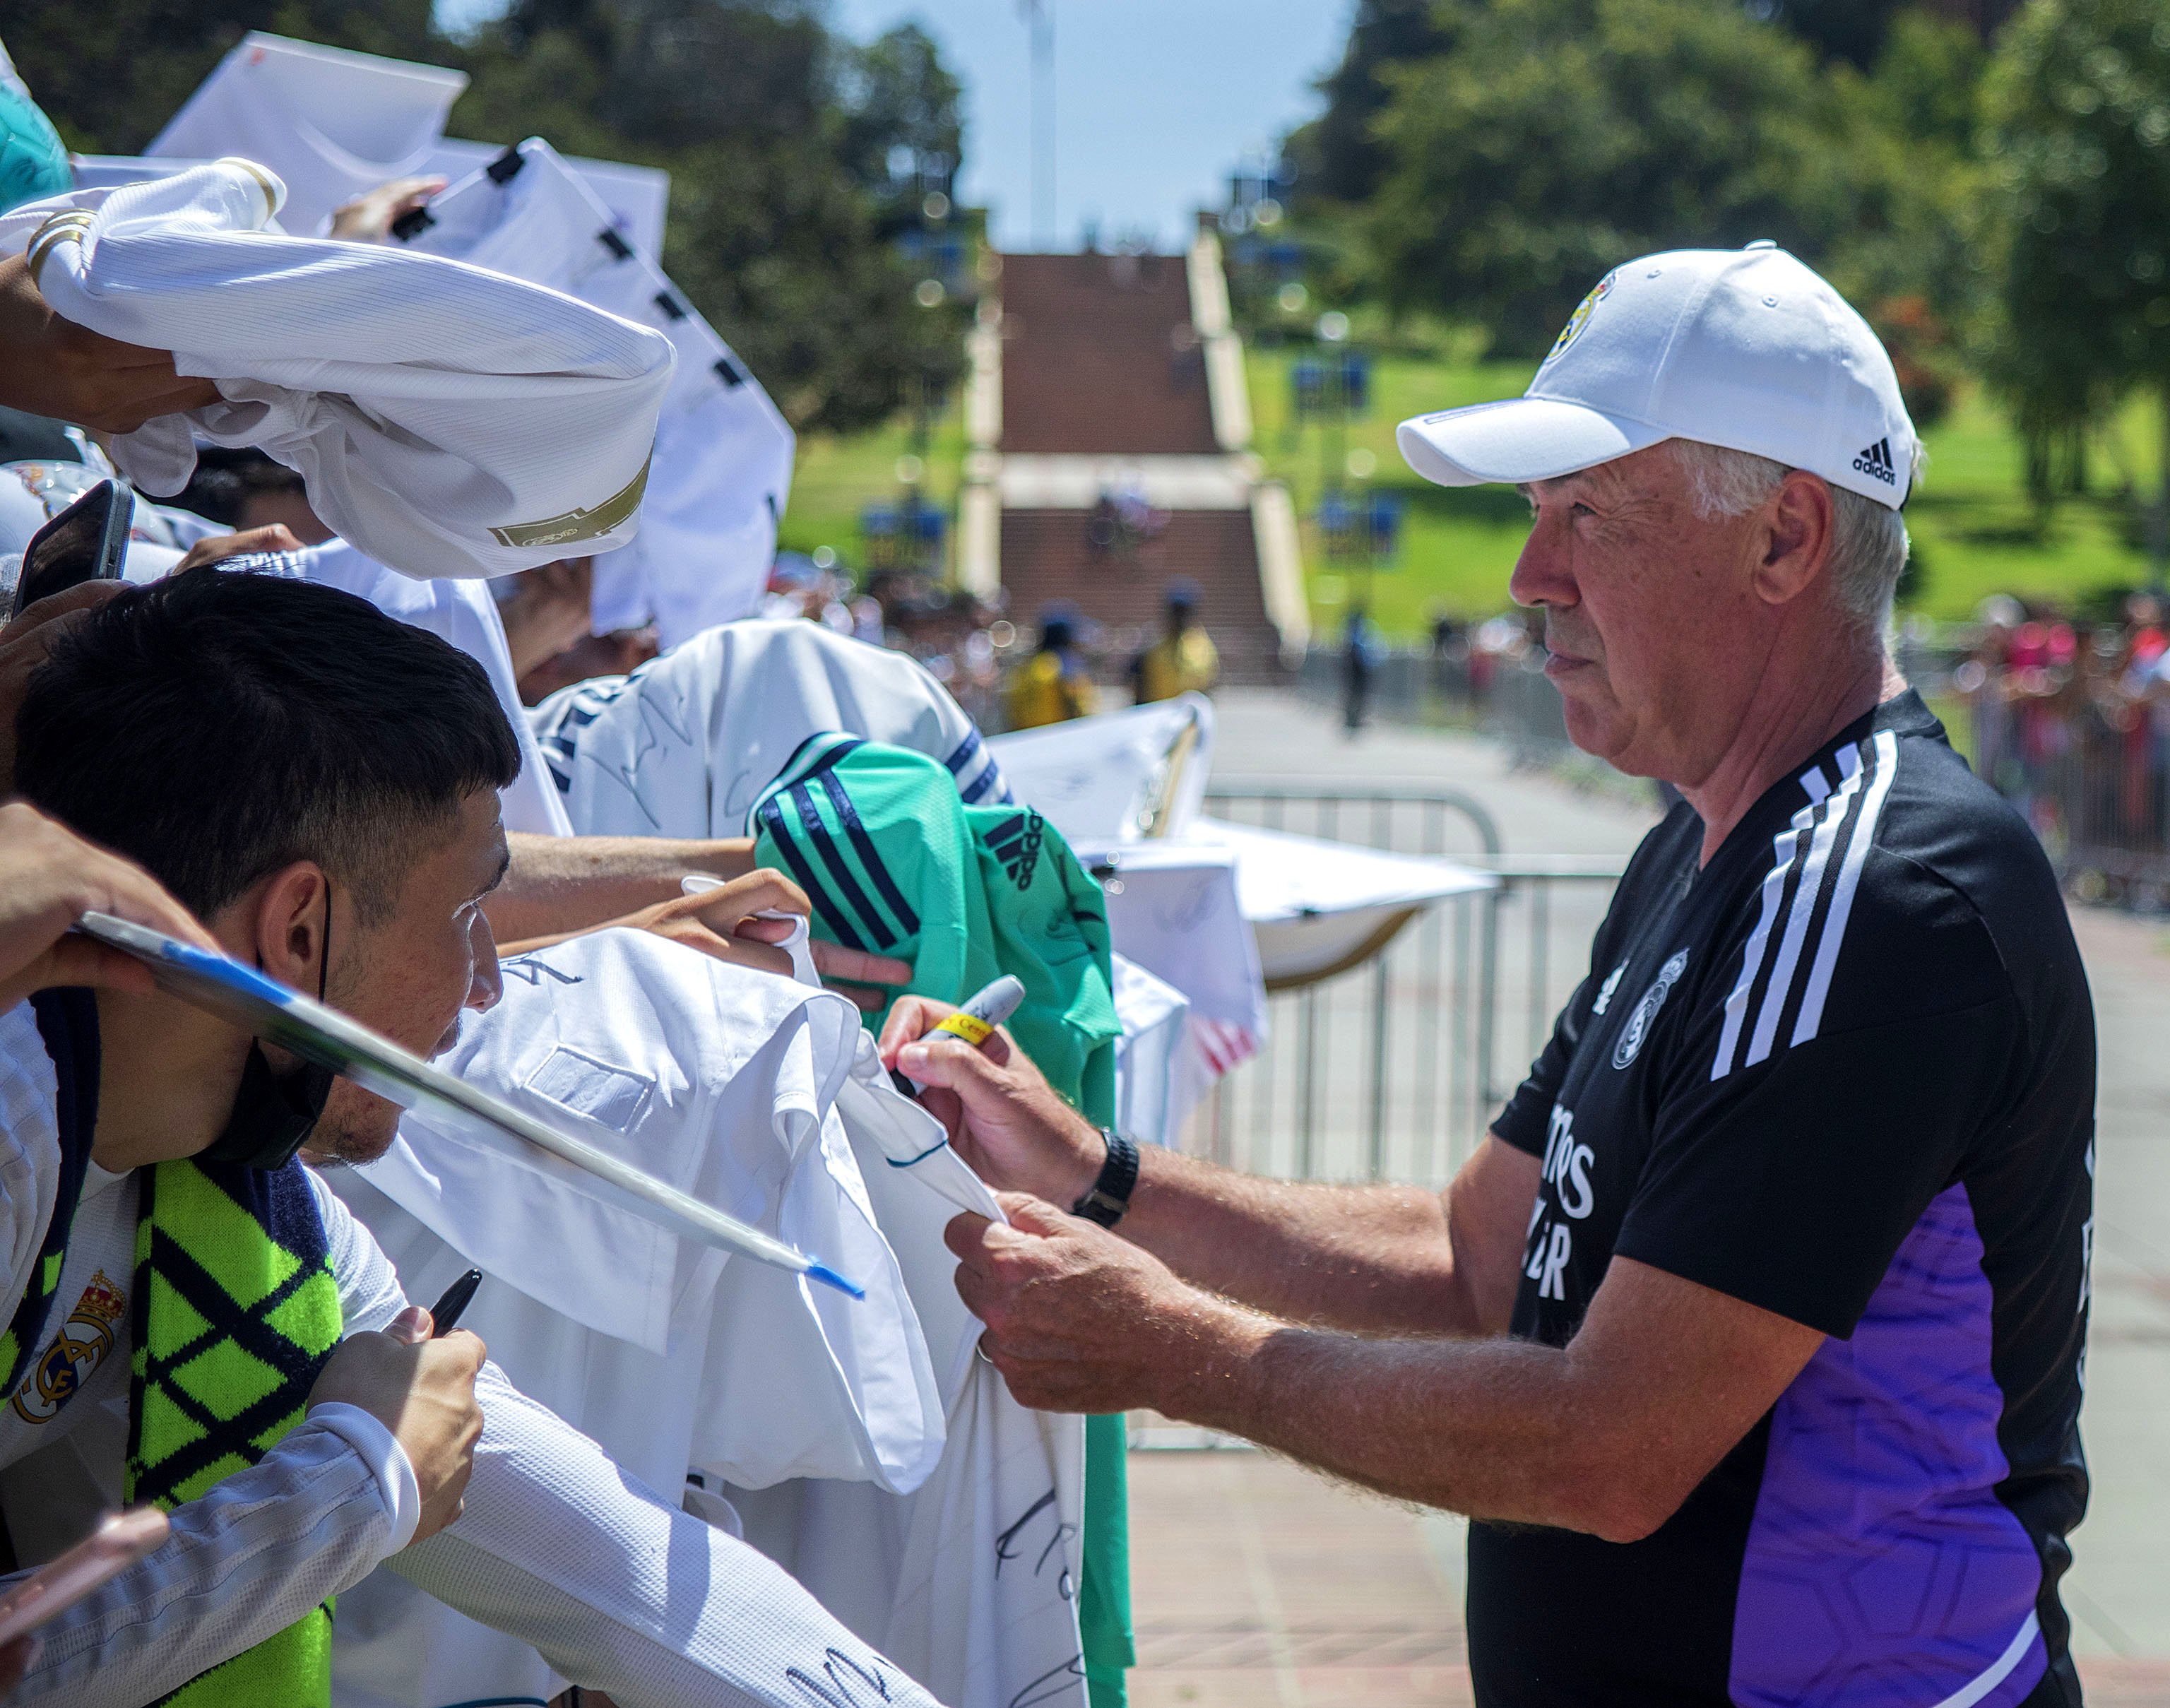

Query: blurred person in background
1005 603 1098 730
1130 579 1219 704
1341 603 1380 734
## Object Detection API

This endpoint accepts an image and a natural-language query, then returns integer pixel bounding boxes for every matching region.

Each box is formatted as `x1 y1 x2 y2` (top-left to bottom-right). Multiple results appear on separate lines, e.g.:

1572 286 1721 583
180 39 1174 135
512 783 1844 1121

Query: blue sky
438 0 1353 253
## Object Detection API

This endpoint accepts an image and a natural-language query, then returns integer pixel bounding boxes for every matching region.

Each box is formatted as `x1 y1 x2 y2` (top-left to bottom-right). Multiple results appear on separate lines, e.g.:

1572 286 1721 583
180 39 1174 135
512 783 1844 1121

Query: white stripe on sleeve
1744 742 1871 1069
1789 730 1900 1048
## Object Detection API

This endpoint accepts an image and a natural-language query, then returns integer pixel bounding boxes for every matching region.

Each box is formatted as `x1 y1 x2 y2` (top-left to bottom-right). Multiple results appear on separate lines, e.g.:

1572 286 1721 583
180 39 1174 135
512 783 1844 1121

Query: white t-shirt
232 539 574 837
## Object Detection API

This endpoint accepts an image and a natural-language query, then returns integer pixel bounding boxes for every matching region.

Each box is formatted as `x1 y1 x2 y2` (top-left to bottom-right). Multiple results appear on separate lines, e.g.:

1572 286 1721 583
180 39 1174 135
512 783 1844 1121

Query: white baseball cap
1396 243 1917 509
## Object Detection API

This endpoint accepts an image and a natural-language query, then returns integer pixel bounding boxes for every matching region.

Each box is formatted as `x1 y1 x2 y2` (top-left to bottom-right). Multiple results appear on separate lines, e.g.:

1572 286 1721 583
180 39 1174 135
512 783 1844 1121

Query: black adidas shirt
1472 692 2092 1708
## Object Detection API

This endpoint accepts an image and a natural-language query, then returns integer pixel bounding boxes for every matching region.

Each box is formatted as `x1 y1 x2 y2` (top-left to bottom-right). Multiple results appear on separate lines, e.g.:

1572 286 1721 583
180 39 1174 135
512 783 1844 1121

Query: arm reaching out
881 996 1533 1335
0 255 218 432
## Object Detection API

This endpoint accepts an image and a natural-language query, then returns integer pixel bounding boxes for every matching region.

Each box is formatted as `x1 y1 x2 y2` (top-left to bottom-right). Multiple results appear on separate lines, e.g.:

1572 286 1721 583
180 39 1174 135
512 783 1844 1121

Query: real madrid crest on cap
1613 949 1689 1069
1546 268 1615 364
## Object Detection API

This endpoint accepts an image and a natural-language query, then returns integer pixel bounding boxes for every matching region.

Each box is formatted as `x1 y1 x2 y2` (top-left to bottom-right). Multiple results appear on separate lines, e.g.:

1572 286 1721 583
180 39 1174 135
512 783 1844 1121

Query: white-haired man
879 244 2093 1708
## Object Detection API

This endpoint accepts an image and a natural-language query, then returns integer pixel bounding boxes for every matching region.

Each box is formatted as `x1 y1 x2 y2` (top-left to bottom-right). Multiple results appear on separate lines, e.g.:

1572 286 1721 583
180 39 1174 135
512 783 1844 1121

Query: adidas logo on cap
1852 437 1898 487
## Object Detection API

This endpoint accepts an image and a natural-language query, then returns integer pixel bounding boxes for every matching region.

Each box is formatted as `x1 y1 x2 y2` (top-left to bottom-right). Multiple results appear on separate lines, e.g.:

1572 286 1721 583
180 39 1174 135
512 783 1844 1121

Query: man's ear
237 861 328 990
1750 471 1836 610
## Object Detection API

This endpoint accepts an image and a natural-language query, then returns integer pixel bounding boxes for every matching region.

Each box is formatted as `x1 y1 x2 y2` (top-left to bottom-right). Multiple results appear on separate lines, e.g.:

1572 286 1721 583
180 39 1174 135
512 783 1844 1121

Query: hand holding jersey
0 253 218 434
307 1304 484 1543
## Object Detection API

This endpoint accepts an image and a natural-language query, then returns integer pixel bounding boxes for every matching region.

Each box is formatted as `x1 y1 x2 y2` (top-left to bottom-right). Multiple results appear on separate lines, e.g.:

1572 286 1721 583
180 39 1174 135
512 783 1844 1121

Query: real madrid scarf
749 734 1136 1707
125 1155 344 1706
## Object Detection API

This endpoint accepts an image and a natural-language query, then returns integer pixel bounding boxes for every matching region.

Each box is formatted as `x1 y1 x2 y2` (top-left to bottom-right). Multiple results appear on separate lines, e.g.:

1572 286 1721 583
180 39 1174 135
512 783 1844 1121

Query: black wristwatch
1071 1128 1139 1228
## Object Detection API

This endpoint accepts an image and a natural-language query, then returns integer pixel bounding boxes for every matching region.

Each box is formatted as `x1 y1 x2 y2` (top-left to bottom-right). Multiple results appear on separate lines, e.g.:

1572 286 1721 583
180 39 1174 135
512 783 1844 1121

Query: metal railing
1194 783 1625 1187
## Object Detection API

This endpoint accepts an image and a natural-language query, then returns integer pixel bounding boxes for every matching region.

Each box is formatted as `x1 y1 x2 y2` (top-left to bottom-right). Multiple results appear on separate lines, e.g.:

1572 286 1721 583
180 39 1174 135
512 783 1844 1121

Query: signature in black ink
993 1487 1076 1601
1007 1653 1085 1708
500 955 584 988
785 1647 893 1707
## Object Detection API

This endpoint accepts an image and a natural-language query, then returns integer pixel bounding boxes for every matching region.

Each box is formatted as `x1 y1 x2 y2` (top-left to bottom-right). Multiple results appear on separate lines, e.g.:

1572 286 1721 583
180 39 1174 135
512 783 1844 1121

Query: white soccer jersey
744 1019 1091 1708
530 618 1012 838
0 162 673 580
397 139 794 644
326 927 948 1707
144 32 466 236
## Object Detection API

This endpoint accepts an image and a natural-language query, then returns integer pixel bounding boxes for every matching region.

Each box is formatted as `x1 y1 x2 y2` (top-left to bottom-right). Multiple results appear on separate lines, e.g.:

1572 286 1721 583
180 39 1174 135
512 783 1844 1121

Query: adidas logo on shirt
1852 437 1898 487
986 810 1045 890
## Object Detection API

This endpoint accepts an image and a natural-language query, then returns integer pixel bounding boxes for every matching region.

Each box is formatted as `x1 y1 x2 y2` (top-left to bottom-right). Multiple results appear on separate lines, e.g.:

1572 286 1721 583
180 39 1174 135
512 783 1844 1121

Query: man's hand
0 579 131 793
0 254 220 433
879 999 1104 1202
614 870 910 1004
497 557 593 679
0 802 224 1009
327 176 449 244
173 524 306 572
946 1194 1255 1416
309 1305 485 1543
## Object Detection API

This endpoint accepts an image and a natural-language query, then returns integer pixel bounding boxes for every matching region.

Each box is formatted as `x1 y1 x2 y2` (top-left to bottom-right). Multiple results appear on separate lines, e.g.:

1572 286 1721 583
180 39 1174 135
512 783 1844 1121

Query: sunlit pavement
1123 689 2170 1707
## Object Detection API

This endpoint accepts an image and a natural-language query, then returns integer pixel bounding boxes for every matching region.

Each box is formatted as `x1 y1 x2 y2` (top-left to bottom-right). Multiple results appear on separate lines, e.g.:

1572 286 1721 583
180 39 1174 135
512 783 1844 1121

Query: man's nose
1509 509 1577 612
467 909 503 1014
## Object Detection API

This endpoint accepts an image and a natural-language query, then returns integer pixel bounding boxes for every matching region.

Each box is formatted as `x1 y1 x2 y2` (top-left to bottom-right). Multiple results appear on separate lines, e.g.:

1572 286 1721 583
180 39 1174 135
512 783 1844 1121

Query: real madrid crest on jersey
1613 949 1689 1069
12 1268 125 1424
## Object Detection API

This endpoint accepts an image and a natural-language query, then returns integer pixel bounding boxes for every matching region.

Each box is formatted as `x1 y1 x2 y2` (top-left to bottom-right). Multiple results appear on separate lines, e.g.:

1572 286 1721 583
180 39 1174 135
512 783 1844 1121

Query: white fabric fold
0 163 674 579
396 138 794 644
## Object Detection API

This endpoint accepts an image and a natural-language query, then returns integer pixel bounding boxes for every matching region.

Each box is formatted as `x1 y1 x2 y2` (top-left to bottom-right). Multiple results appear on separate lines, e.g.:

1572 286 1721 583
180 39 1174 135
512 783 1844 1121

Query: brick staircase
992 250 1286 684
999 509 1282 682
1000 253 1217 456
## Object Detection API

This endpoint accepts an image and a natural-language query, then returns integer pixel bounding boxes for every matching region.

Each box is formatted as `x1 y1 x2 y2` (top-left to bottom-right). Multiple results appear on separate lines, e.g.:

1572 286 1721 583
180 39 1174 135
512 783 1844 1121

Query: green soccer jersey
751 733 1134 1704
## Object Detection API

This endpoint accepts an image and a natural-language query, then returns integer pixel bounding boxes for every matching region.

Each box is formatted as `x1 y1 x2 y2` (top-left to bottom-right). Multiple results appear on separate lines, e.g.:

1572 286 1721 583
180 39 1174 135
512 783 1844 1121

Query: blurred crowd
1953 593 2170 884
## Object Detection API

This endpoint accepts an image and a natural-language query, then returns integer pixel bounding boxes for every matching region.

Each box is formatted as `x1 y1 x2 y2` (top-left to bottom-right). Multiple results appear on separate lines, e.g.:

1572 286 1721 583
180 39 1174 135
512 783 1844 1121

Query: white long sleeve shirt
0 1002 944 1708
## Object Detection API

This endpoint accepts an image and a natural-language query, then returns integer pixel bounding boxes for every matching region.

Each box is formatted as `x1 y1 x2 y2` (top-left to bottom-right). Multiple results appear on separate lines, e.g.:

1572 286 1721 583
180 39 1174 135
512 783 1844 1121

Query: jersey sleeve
1615 861 2022 1339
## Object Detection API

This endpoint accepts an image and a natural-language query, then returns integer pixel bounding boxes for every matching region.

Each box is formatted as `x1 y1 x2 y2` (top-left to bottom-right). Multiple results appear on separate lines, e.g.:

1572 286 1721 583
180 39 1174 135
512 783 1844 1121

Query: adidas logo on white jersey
1852 437 1898 486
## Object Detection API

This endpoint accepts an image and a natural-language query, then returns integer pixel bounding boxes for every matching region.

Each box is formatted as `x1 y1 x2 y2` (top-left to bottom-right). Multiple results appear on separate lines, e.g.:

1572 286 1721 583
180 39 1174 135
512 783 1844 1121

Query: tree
1365 0 1854 355
1282 0 1458 208
1983 0 2170 569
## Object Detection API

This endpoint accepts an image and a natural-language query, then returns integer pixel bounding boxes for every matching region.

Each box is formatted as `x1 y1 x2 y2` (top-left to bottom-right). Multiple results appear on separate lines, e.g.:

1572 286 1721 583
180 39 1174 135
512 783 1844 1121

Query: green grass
1246 346 2167 639
777 395 968 579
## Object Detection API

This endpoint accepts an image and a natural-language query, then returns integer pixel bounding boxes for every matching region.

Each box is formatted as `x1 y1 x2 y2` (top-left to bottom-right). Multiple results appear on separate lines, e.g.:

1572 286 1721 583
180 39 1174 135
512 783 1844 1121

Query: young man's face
307 788 509 1165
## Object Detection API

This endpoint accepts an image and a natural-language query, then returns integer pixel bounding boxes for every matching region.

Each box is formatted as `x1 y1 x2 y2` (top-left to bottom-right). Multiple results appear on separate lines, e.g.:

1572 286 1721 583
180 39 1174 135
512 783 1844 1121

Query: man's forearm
1164 1303 1637 1538
1111 1136 1531 1337
13 1421 405 1706
487 832 754 942
1115 1147 1473 1330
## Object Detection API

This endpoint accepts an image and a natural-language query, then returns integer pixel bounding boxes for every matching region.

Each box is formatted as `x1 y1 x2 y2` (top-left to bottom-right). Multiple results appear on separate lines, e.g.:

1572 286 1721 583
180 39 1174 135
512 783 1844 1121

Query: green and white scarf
125 1154 344 1706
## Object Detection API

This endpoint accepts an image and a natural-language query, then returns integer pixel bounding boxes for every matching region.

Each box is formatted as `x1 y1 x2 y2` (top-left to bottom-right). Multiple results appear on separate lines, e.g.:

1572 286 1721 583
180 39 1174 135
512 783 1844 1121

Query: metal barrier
1194 783 1625 1187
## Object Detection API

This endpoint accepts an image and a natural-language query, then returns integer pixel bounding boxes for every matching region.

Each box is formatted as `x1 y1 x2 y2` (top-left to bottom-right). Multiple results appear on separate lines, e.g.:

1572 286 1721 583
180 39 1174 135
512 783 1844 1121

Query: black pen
427 1269 483 1337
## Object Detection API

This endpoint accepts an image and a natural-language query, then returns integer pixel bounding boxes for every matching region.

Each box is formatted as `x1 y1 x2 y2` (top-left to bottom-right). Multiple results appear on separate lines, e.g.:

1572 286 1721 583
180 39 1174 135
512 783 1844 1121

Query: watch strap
1071 1128 1139 1228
